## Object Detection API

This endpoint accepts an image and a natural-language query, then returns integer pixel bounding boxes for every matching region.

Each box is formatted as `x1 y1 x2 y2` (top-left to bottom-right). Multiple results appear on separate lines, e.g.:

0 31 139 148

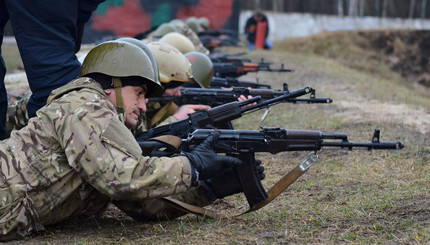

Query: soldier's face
106 85 148 129
163 86 183 97
122 85 148 129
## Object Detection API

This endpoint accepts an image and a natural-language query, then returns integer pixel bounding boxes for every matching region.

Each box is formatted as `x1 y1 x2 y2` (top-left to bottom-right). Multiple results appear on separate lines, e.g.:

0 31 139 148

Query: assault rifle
138 127 404 211
136 86 313 141
210 77 271 89
209 52 250 63
199 35 241 51
198 29 239 38
147 84 332 107
213 61 294 78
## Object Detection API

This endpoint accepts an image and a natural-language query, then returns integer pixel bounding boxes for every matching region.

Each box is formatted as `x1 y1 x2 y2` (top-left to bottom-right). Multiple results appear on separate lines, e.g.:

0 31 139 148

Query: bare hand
173 104 211 120
238 95 257 108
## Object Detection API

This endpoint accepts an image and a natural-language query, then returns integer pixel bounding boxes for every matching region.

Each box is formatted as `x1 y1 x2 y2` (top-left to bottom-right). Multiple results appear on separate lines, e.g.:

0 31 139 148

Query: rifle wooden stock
213 61 294 78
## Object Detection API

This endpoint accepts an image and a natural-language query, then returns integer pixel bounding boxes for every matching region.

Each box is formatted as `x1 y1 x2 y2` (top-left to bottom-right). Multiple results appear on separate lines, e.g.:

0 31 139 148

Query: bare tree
359 0 365 16
254 0 260 10
382 0 389 17
271 0 284 12
409 0 416 18
421 0 428 18
337 0 344 16
374 0 381 16
348 0 358 16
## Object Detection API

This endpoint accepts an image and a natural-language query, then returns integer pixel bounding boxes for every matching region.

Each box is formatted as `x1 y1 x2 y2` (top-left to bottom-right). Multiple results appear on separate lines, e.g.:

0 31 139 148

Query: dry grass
3 32 430 244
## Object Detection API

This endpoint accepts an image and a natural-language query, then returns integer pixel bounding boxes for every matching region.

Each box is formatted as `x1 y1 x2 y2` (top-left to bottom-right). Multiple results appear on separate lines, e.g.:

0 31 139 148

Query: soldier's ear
104 88 114 95
104 88 116 105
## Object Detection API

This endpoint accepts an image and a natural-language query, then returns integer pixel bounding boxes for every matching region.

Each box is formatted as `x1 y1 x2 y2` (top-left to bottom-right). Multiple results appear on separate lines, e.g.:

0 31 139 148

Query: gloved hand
183 130 242 181
200 159 265 202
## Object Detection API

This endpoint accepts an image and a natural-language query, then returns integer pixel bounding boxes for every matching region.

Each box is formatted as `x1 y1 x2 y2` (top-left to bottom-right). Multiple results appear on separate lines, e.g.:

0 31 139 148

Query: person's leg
5 0 81 118
264 39 273 50
248 41 255 51
0 0 9 139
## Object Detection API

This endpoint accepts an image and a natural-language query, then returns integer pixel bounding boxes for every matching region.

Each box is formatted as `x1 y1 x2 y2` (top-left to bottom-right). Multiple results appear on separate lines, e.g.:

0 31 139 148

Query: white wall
240 10 430 42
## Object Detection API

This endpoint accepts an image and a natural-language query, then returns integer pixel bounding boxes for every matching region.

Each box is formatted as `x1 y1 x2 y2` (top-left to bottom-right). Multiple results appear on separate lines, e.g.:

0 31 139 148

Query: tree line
241 0 429 19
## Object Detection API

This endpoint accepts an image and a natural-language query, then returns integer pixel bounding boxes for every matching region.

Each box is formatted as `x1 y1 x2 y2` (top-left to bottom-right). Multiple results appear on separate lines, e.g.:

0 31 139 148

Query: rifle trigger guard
299 152 318 171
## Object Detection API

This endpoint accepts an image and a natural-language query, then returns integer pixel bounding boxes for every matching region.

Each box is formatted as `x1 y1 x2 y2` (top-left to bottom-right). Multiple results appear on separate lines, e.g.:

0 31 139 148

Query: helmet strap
112 77 124 107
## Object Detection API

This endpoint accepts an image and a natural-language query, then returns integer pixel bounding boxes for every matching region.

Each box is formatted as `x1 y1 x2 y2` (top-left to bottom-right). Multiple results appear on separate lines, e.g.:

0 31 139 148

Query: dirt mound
277 30 430 88
366 30 430 88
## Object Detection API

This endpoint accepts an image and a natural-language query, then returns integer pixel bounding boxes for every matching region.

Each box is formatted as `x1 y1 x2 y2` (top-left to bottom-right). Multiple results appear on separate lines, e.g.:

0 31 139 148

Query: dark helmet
184 51 213 88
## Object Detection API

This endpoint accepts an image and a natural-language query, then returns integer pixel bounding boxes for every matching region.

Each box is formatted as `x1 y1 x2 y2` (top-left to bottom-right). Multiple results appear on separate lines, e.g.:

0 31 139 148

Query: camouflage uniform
0 77 199 240
175 25 209 55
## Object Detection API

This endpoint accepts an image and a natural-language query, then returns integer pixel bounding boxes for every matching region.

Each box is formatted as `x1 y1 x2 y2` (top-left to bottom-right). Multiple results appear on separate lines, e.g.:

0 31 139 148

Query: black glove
183 130 242 181
200 159 265 202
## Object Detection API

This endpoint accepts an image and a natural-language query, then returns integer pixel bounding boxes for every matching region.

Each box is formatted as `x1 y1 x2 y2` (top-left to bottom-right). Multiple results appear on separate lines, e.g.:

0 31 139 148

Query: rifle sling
147 135 314 219
161 160 310 219
140 135 183 156
149 101 178 128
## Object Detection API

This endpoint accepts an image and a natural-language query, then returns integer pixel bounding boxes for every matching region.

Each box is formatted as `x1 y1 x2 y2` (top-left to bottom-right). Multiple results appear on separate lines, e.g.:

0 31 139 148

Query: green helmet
80 41 163 97
153 23 176 38
169 19 186 29
185 17 201 33
148 42 193 85
198 17 210 29
185 51 213 88
159 32 195 54
116 37 161 84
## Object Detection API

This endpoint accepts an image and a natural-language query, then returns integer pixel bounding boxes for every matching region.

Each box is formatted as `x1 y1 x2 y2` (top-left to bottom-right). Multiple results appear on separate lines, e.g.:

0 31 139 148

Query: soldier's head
148 42 203 97
186 17 201 33
185 51 213 88
80 40 163 129
169 19 187 30
198 17 210 30
153 23 176 39
159 32 195 54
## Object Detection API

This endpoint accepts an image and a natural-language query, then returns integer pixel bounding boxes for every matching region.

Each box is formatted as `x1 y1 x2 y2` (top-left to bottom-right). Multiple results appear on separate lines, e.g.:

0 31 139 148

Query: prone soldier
0 40 255 241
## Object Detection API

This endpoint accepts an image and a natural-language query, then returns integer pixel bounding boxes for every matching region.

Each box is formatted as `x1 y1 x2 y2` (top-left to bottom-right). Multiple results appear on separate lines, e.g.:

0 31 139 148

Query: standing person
0 0 105 139
0 40 244 241
244 11 273 51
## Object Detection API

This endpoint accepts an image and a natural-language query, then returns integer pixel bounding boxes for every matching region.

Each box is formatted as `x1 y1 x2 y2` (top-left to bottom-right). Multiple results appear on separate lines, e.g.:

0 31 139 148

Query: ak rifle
213 61 294 78
136 86 313 141
210 77 271 89
139 128 404 211
148 84 332 107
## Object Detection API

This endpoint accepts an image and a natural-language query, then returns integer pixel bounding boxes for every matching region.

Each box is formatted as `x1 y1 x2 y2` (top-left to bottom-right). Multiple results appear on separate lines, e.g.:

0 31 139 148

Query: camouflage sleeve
112 186 212 222
156 115 179 127
55 96 192 201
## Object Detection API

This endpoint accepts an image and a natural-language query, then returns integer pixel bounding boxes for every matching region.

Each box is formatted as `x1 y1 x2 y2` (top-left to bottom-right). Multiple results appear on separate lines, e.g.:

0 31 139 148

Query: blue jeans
247 40 273 51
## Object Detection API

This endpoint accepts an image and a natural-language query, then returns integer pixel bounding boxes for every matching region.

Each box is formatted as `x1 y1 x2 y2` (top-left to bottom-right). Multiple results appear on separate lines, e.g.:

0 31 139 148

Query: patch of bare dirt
366 30 430 88
335 100 430 134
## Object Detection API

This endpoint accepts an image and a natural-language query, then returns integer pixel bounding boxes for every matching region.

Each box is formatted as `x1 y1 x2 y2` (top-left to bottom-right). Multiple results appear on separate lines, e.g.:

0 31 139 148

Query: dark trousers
0 0 82 139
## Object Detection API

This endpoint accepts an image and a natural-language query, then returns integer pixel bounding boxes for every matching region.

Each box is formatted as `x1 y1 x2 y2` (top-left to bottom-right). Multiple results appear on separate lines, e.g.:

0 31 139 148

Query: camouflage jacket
0 78 193 240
